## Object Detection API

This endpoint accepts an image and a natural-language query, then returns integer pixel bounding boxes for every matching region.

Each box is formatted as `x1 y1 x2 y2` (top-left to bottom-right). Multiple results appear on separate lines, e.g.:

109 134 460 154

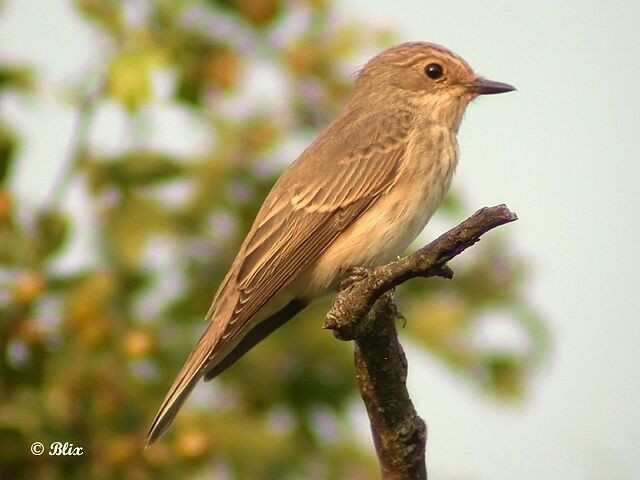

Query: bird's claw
339 266 371 290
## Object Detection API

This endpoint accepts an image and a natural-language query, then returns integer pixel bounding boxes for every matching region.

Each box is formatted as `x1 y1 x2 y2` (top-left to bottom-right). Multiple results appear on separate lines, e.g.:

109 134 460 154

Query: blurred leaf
12 271 45 305
213 0 282 26
74 0 123 36
105 194 170 267
0 188 12 223
65 271 117 346
33 209 70 262
176 43 241 104
241 114 281 154
0 212 28 265
483 352 524 399
88 152 184 189
0 64 35 93
440 192 465 216
122 328 155 359
106 47 163 110
405 293 469 343
0 121 18 184
0 428 32 477
185 154 231 217
440 238 524 306
515 303 550 365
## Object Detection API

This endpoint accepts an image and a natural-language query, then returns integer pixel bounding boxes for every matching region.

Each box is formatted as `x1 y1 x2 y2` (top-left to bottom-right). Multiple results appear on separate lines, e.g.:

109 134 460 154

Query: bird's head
353 42 515 131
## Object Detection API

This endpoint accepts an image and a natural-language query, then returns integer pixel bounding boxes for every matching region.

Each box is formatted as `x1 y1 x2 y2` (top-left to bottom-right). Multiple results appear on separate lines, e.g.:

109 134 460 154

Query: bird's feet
339 266 371 291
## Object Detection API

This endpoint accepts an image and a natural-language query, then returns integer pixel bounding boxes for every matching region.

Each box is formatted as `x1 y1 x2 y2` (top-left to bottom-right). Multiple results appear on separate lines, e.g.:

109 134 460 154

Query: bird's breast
297 124 458 298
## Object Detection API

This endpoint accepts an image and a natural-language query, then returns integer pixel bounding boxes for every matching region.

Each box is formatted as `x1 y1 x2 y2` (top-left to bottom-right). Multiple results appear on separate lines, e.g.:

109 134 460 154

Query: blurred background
0 0 638 479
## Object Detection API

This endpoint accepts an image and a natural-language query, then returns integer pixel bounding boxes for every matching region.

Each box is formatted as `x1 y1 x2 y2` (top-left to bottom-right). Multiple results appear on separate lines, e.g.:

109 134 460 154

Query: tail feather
204 299 307 381
145 297 307 446
146 275 239 447
145 329 213 447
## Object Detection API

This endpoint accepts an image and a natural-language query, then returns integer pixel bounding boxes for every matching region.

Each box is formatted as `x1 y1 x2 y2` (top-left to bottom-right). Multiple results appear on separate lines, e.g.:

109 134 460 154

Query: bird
146 41 515 445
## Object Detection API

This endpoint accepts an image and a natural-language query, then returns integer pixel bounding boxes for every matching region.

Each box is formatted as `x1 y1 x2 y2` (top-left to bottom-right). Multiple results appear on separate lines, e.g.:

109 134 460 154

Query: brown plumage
146 41 514 446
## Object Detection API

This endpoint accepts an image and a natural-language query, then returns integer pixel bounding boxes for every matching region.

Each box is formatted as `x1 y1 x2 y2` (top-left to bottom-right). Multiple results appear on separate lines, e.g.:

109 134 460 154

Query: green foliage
0 64 34 93
0 121 18 185
0 1 546 479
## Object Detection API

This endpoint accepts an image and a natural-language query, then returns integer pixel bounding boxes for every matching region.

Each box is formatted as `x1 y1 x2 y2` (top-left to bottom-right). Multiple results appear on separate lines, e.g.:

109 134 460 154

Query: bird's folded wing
210 109 414 350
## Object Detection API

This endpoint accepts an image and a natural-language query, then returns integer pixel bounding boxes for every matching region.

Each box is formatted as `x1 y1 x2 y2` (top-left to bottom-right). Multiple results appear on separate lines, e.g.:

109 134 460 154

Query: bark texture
324 204 518 479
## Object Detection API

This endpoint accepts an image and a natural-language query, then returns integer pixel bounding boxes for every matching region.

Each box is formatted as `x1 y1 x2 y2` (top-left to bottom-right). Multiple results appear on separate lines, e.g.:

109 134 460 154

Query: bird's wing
219 108 413 346
146 108 413 445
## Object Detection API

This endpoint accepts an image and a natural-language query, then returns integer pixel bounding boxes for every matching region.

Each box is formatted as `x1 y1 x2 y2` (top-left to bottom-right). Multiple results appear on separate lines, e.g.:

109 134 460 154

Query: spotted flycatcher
146 42 515 445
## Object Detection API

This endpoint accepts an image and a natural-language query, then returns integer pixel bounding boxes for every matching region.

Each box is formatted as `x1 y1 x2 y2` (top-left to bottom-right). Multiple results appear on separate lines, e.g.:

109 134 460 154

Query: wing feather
210 109 414 346
223 147 408 346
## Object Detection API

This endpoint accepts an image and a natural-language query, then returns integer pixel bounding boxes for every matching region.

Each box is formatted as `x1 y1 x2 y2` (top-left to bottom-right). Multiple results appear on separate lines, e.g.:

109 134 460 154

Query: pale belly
296 132 457 299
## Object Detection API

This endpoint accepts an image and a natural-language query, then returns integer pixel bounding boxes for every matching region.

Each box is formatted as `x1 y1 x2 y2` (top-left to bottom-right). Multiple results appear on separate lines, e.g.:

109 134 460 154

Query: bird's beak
467 77 516 95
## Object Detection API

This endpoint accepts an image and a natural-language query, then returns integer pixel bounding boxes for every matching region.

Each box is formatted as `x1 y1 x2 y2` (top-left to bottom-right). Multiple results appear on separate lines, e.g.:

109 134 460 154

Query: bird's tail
145 325 215 447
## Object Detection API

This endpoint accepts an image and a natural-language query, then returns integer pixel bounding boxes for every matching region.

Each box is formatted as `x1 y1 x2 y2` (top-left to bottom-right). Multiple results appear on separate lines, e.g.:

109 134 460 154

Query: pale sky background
1 1 639 479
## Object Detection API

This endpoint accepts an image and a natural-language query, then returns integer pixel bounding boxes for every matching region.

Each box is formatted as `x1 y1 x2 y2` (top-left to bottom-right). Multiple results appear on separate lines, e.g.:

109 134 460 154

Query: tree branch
324 204 517 479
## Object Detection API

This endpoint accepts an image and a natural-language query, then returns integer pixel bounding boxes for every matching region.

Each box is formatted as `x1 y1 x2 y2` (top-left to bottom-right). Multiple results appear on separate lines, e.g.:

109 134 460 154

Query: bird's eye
425 63 443 80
